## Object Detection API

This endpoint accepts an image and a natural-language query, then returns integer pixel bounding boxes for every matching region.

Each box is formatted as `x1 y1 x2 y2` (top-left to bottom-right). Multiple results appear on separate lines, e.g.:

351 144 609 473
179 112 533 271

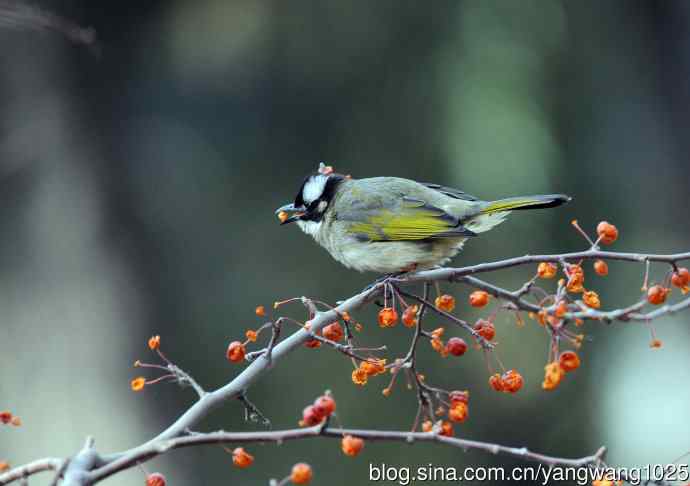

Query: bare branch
86 425 613 483
0 458 63 485
4 248 690 485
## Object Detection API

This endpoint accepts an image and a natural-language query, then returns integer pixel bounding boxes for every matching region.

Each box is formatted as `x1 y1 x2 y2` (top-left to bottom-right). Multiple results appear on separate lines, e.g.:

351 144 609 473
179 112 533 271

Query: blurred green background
1 1 689 484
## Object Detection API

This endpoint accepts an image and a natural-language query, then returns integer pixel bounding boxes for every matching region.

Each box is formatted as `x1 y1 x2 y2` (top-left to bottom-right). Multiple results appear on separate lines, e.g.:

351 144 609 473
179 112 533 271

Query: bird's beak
275 203 306 225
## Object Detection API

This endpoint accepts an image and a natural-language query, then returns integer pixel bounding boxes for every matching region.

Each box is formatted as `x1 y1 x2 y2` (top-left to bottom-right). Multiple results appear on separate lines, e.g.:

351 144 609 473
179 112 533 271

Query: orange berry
431 327 445 339
565 265 585 293
226 341 246 363
566 264 584 279
290 463 313 484
596 221 619 245
448 390 469 405
278 211 289 223
542 361 564 391
647 285 669 305
583 290 601 309
567 279 584 293
430 337 447 357
322 322 344 342
255 305 266 317
554 300 568 318
304 338 321 348
559 351 581 372
593 260 608 276
473 319 496 341
131 377 146 392
649 338 663 349
232 447 254 468
351 368 368 386
489 373 504 391
377 307 398 328
402 305 419 327
671 267 690 293
9 416 21 427
447 402 468 423
421 420 433 432
245 330 258 342
469 290 489 308
148 335 161 351
537 262 558 279
435 294 456 312
439 420 454 437
301 405 324 426
360 359 386 376
0 411 12 424
146 473 167 486
445 337 468 356
341 435 364 456
0 462 8 472
313 395 336 418
501 369 523 393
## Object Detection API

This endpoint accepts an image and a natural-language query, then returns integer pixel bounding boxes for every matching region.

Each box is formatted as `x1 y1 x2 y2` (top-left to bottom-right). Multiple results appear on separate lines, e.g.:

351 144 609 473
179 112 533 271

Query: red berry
473 319 496 341
447 402 468 423
146 473 167 486
434 294 456 312
226 341 246 363
596 221 619 245
445 337 468 356
291 463 313 484
647 285 669 305
301 405 323 426
469 290 489 308
402 305 419 327
312 395 336 418
593 260 608 276
559 351 581 372
489 373 504 391
322 322 344 342
232 447 254 468
501 370 523 393
448 390 469 405
341 435 364 456
377 307 398 328
671 267 690 289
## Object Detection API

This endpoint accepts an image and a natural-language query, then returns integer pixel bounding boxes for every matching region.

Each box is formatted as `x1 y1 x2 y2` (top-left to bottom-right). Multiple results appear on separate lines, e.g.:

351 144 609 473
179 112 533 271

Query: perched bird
276 165 570 274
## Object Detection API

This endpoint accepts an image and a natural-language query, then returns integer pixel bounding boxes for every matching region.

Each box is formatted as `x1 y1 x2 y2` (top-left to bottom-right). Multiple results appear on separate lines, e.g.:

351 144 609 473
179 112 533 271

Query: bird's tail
480 194 572 214
464 194 571 234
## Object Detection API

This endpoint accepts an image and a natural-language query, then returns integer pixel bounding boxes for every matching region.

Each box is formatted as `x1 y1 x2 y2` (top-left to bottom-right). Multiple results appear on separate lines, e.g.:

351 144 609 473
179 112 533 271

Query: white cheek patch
302 175 328 204
317 200 328 212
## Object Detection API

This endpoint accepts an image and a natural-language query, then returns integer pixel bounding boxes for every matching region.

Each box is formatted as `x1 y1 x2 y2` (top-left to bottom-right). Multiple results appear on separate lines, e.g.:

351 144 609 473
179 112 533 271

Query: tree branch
3 248 689 485
88 425 611 483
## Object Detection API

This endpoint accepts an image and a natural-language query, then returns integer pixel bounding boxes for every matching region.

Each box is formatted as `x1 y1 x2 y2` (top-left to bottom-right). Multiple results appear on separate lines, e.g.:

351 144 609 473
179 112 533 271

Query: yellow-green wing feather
348 198 474 242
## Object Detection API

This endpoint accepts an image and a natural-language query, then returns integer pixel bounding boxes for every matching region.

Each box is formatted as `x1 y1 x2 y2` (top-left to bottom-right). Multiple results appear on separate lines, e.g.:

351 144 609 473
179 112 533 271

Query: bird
276 164 571 274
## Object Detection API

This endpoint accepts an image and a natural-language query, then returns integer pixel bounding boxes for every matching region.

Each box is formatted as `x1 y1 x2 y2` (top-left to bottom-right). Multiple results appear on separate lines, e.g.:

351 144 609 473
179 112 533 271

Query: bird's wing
339 196 476 242
421 182 479 202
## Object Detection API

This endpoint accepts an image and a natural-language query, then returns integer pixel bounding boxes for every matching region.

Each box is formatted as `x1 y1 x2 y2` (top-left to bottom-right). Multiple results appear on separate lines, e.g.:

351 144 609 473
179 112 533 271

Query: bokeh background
1 1 689 484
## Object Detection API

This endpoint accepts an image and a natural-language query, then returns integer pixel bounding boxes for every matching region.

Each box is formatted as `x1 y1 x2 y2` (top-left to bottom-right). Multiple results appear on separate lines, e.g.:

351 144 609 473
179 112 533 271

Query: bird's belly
329 238 467 273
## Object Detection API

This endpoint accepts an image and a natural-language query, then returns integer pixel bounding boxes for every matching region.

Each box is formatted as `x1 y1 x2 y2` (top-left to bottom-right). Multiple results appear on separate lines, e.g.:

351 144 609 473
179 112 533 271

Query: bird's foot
363 265 420 299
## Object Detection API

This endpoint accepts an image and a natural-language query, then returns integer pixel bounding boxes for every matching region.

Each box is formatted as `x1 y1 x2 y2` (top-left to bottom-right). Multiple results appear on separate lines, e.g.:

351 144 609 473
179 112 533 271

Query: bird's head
275 164 345 226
